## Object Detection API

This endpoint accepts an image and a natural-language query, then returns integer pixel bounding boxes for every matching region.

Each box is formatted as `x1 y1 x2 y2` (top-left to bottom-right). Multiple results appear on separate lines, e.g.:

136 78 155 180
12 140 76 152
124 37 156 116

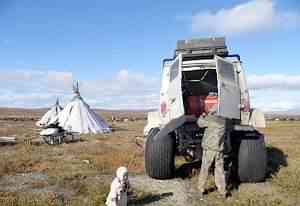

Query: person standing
197 106 229 198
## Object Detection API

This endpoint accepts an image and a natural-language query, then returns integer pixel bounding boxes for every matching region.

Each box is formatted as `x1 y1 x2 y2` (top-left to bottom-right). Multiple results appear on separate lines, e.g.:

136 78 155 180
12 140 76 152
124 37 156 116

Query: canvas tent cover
36 100 63 127
50 95 111 134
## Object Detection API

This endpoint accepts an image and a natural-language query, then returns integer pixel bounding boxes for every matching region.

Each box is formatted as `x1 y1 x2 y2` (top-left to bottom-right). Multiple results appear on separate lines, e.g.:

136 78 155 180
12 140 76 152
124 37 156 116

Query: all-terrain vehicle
144 37 267 182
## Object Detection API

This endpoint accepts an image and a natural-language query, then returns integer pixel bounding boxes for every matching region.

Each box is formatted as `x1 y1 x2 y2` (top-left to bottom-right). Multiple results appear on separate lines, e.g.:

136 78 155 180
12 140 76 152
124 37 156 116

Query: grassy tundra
190 121 300 206
0 108 299 206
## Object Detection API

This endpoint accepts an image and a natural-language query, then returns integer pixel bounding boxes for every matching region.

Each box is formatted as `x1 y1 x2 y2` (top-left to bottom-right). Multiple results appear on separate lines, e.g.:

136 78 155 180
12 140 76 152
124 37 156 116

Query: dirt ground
0 109 299 206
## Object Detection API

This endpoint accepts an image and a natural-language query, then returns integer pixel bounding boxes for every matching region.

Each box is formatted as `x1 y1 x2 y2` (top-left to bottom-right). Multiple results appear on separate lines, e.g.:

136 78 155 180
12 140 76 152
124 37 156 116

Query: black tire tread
145 129 175 179
238 133 267 182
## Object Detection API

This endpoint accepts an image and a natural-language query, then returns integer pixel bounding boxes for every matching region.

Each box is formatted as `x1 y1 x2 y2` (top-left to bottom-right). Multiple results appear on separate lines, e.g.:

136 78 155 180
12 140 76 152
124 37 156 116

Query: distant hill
265 108 300 120
266 108 300 116
0 107 148 121
94 108 152 113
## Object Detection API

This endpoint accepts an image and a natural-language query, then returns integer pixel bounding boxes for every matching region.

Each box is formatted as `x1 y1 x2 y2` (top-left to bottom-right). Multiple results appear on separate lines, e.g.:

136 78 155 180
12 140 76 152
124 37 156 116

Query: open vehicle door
167 55 185 120
215 55 240 119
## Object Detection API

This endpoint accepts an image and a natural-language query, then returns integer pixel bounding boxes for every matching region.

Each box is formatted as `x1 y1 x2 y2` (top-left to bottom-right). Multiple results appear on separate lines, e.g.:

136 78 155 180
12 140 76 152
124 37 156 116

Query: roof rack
175 37 228 57
163 37 241 68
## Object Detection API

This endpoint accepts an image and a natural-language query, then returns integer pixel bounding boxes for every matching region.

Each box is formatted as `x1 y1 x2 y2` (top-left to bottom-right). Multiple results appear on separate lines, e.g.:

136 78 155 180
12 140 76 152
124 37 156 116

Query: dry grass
0 108 300 205
0 111 146 176
190 121 300 206
0 184 109 206
0 109 147 205
263 121 300 200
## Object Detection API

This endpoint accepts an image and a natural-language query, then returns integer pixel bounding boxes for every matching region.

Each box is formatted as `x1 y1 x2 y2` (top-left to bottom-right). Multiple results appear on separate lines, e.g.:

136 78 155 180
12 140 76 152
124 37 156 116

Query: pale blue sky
0 0 299 111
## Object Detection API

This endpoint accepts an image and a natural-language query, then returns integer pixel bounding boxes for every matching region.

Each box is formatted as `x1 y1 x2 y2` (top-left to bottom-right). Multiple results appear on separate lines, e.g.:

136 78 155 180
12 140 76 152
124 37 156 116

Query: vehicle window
218 60 235 82
170 59 179 82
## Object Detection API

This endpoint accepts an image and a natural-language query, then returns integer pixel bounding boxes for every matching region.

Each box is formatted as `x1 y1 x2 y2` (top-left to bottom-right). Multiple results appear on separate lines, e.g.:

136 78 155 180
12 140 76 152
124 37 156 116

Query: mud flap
249 109 266 128
153 115 197 141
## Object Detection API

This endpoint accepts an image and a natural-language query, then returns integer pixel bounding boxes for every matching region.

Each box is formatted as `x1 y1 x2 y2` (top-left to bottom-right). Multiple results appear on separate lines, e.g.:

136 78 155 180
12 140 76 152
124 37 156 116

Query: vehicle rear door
167 55 185 120
215 55 240 119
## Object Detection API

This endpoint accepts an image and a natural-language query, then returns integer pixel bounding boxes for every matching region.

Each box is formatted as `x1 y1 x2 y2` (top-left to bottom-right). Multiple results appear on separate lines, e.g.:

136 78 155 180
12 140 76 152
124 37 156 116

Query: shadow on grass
172 146 287 193
129 192 173 205
266 146 288 177
176 160 201 179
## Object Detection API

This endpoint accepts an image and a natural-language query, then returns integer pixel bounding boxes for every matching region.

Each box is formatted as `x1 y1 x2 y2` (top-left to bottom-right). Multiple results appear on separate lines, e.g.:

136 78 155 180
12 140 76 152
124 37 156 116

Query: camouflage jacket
197 115 226 152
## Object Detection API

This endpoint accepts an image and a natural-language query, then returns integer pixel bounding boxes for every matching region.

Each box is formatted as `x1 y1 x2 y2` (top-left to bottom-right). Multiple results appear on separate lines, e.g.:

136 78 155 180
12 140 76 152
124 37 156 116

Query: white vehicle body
144 43 265 136
144 38 267 182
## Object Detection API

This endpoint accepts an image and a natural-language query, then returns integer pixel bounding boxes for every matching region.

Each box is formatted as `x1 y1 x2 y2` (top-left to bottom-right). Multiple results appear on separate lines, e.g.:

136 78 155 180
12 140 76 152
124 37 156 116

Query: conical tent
51 83 111 134
36 98 63 127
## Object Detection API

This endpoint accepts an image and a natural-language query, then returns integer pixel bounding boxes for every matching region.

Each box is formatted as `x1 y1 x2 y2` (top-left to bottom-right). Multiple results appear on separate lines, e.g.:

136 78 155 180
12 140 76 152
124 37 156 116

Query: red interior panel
186 95 218 117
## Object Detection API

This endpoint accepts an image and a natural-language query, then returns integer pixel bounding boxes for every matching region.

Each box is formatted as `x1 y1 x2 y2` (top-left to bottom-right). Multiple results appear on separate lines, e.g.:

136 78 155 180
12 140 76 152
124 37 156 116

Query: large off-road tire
238 133 267 182
145 128 175 179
